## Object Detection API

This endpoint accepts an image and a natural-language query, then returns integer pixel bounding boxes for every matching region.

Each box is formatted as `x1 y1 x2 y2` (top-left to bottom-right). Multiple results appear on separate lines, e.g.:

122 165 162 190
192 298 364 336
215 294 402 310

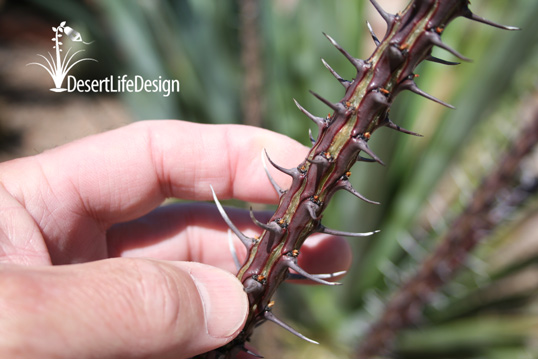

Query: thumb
0 259 248 359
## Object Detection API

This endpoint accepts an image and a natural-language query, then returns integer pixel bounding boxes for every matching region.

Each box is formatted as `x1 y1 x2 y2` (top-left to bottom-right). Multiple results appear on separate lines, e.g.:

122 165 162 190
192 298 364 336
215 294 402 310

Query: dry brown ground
0 44 131 163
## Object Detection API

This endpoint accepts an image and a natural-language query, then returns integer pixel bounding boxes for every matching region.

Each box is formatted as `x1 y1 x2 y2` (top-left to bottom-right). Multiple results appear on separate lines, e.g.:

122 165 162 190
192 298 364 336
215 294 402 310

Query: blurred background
1 0 537 358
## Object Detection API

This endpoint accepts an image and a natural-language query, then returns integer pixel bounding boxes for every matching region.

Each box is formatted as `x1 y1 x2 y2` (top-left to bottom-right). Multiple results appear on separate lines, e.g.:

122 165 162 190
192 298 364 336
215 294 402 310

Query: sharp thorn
243 277 264 294
210 185 254 249
322 32 364 70
366 21 381 46
288 270 347 281
369 0 394 25
355 138 385 166
264 310 319 344
426 55 460 66
241 346 264 358
261 149 285 196
305 201 320 220
340 180 380 205
321 58 350 88
293 98 326 128
227 229 242 271
308 128 316 145
249 207 282 233
264 149 300 178
309 90 344 113
248 210 280 253
371 90 390 107
318 224 380 238
463 10 520 31
357 155 377 163
319 270 347 279
401 79 455 109
285 258 341 286
385 118 423 137
428 32 472 62
288 273 311 281
306 154 328 166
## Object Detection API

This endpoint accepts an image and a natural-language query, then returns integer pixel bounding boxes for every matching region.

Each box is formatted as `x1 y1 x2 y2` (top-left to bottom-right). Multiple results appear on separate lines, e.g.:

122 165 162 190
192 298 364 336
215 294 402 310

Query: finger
0 259 248 359
0 120 308 226
0 184 51 266
0 120 308 263
107 202 352 277
107 202 261 273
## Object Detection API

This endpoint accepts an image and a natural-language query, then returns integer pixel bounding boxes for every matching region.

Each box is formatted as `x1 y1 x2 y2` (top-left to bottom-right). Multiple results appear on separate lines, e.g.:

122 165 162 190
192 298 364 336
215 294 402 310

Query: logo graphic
27 22 180 97
27 21 96 92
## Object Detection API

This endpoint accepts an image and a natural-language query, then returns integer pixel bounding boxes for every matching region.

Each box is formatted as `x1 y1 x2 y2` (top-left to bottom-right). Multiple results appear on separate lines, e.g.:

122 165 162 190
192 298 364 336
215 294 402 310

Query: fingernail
189 265 248 338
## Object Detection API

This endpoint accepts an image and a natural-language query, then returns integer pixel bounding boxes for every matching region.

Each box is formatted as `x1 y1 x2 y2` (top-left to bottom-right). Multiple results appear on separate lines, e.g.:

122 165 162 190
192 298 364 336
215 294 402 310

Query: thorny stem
356 109 538 359
199 0 518 358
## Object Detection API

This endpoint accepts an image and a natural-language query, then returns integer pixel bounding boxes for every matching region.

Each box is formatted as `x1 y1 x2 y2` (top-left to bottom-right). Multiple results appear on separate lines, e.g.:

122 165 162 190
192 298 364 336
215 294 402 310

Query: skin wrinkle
0 174 51 265
196 124 226 199
0 227 38 264
177 122 204 200
14 231 51 265
191 124 242 200
158 264 181 337
70 260 159 355
30 155 108 263
33 157 93 262
131 261 168 337
126 260 208 357
56 148 98 222
26 159 56 233
67 124 159 224
146 125 174 201
161 264 191 347
97 142 144 222
73 179 111 239
65 167 97 225
66 261 147 356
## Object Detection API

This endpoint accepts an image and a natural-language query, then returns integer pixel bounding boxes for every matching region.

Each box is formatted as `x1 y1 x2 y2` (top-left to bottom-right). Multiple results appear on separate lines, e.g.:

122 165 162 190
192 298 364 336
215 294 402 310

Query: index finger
0 120 309 226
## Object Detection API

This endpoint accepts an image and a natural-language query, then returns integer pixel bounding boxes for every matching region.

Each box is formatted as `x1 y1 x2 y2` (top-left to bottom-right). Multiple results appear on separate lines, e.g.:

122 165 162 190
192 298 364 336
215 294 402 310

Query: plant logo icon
27 21 97 92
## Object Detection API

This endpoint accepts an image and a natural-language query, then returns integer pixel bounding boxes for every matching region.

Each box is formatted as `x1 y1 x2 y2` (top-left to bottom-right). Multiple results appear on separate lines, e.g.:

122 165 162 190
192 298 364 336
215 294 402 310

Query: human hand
0 120 351 359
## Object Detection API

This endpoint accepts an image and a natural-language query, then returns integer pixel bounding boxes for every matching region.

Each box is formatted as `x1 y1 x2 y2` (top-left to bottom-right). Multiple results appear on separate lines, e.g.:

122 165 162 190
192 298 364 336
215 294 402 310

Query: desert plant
197 1 520 358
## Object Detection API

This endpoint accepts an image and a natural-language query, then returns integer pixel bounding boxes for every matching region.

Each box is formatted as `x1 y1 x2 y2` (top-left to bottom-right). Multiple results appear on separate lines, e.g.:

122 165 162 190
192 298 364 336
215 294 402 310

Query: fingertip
204 123 309 203
144 260 248 357
0 259 249 359
182 262 248 340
